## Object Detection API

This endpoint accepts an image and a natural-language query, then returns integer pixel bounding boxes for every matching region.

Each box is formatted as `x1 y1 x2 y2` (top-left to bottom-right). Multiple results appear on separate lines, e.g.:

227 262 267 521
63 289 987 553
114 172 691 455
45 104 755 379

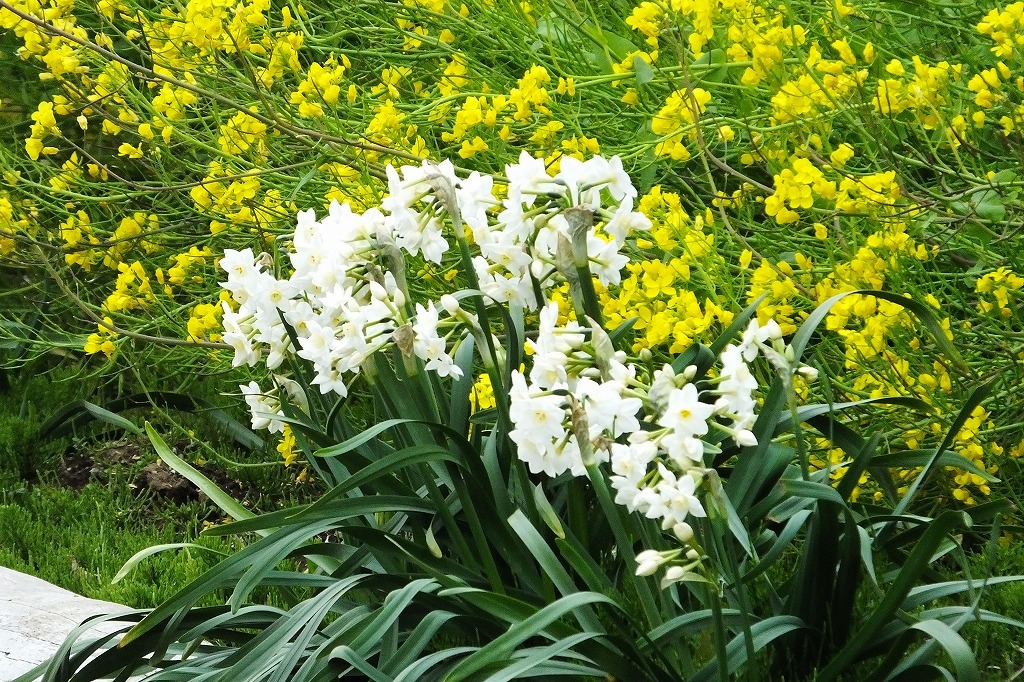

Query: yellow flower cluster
104 261 155 313
770 44 867 125
764 158 836 224
601 187 733 352
83 317 118 358
290 55 352 119
470 373 495 413
875 57 961 132
976 267 1024 317
218 108 269 155
651 88 712 161
276 424 298 467
978 3 1024 59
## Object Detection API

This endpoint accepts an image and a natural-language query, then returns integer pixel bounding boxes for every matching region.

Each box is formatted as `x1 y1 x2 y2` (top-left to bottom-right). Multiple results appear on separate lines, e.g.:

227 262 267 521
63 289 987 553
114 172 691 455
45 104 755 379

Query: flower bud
440 294 461 316
735 429 758 447
661 565 692 590
369 280 388 302
685 548 701 561
798 365 819 382
635 549 664 576
673 522 694 543
681 365 698 381
663 565 686 582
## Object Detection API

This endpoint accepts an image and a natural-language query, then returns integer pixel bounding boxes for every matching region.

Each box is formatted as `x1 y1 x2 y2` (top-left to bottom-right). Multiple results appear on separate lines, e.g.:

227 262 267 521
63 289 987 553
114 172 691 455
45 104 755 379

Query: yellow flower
118 142 144 158
458 136 488 158
829 143 855 167
25 137 44 161
277 425 298 466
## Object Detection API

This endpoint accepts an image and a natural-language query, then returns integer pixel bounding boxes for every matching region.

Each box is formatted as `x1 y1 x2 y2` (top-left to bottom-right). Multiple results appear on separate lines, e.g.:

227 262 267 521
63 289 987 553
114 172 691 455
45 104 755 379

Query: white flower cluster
510 314 795 531
218 153 651 432
467 151 651 308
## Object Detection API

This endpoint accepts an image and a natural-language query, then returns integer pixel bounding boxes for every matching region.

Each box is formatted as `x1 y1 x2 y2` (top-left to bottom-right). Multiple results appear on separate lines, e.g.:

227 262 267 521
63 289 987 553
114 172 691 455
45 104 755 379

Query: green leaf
742 509 812 582
971 188 1005 222
775 396 934 433
481 632 601 681
380 610 461 677
691 616 806 682
608 316 638 346
903 575 1024 610
205 495 435 536
532 484 565 540
507 509 604 632
300 444 462 518
112 543 227 583
39 400 143 439
780 478 847 507
329 646 393 682
646 609 745 646
449 332 476 436
442 591 615 682
146 422 254 524
871 449 998 482
633 55 654 84
898 619 979 682
817 511 972 681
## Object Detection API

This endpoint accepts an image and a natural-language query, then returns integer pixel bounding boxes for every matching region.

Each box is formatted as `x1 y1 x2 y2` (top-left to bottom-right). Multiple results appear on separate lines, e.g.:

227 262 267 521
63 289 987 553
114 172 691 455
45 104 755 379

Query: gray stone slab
0 568 132 681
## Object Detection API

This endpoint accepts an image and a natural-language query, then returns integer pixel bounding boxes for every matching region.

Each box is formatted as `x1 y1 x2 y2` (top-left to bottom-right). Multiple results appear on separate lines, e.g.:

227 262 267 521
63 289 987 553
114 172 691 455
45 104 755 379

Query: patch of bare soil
133 459 248 505
55 441 250 506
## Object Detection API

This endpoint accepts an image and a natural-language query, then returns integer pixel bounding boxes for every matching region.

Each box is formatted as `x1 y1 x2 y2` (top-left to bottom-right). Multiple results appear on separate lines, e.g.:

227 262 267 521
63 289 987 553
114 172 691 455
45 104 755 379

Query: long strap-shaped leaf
441 591 615 682
690 616 806 682
815 510 971 681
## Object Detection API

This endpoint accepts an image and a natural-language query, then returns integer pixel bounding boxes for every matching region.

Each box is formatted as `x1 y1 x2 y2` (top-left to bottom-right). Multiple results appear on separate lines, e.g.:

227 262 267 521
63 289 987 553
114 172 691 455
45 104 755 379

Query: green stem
709 584 731 682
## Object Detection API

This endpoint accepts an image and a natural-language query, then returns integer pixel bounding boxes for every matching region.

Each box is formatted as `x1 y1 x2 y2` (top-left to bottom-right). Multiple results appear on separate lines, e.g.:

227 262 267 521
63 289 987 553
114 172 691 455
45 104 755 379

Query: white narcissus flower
530 351 570 390
534 302 585 355
660 383 715 439
296 319 336 367
587 232 630 286
479 230 534 276
455 170 496 235
412 302 463 378
610 441 656 512
739 318 783 361
646 465 706 526
574 377 642 438
311 361 348 396
221 305 260 368
603 196 652 247
505 150 553 205
219 247 262 306
715 344 760 442
509 371 568 446
603 155 638 202
495 193 535 243
240 381 284 433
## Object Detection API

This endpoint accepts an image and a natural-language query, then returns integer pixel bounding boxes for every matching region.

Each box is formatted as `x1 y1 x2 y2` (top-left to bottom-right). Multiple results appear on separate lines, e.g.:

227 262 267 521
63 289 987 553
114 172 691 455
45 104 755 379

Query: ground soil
53 440 250 506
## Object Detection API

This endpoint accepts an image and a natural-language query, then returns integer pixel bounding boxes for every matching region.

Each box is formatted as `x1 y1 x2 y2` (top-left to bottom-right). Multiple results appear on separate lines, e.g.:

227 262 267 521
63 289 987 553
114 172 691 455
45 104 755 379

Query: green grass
0 360 305 608
0 482 231 607
952 540 1024 680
